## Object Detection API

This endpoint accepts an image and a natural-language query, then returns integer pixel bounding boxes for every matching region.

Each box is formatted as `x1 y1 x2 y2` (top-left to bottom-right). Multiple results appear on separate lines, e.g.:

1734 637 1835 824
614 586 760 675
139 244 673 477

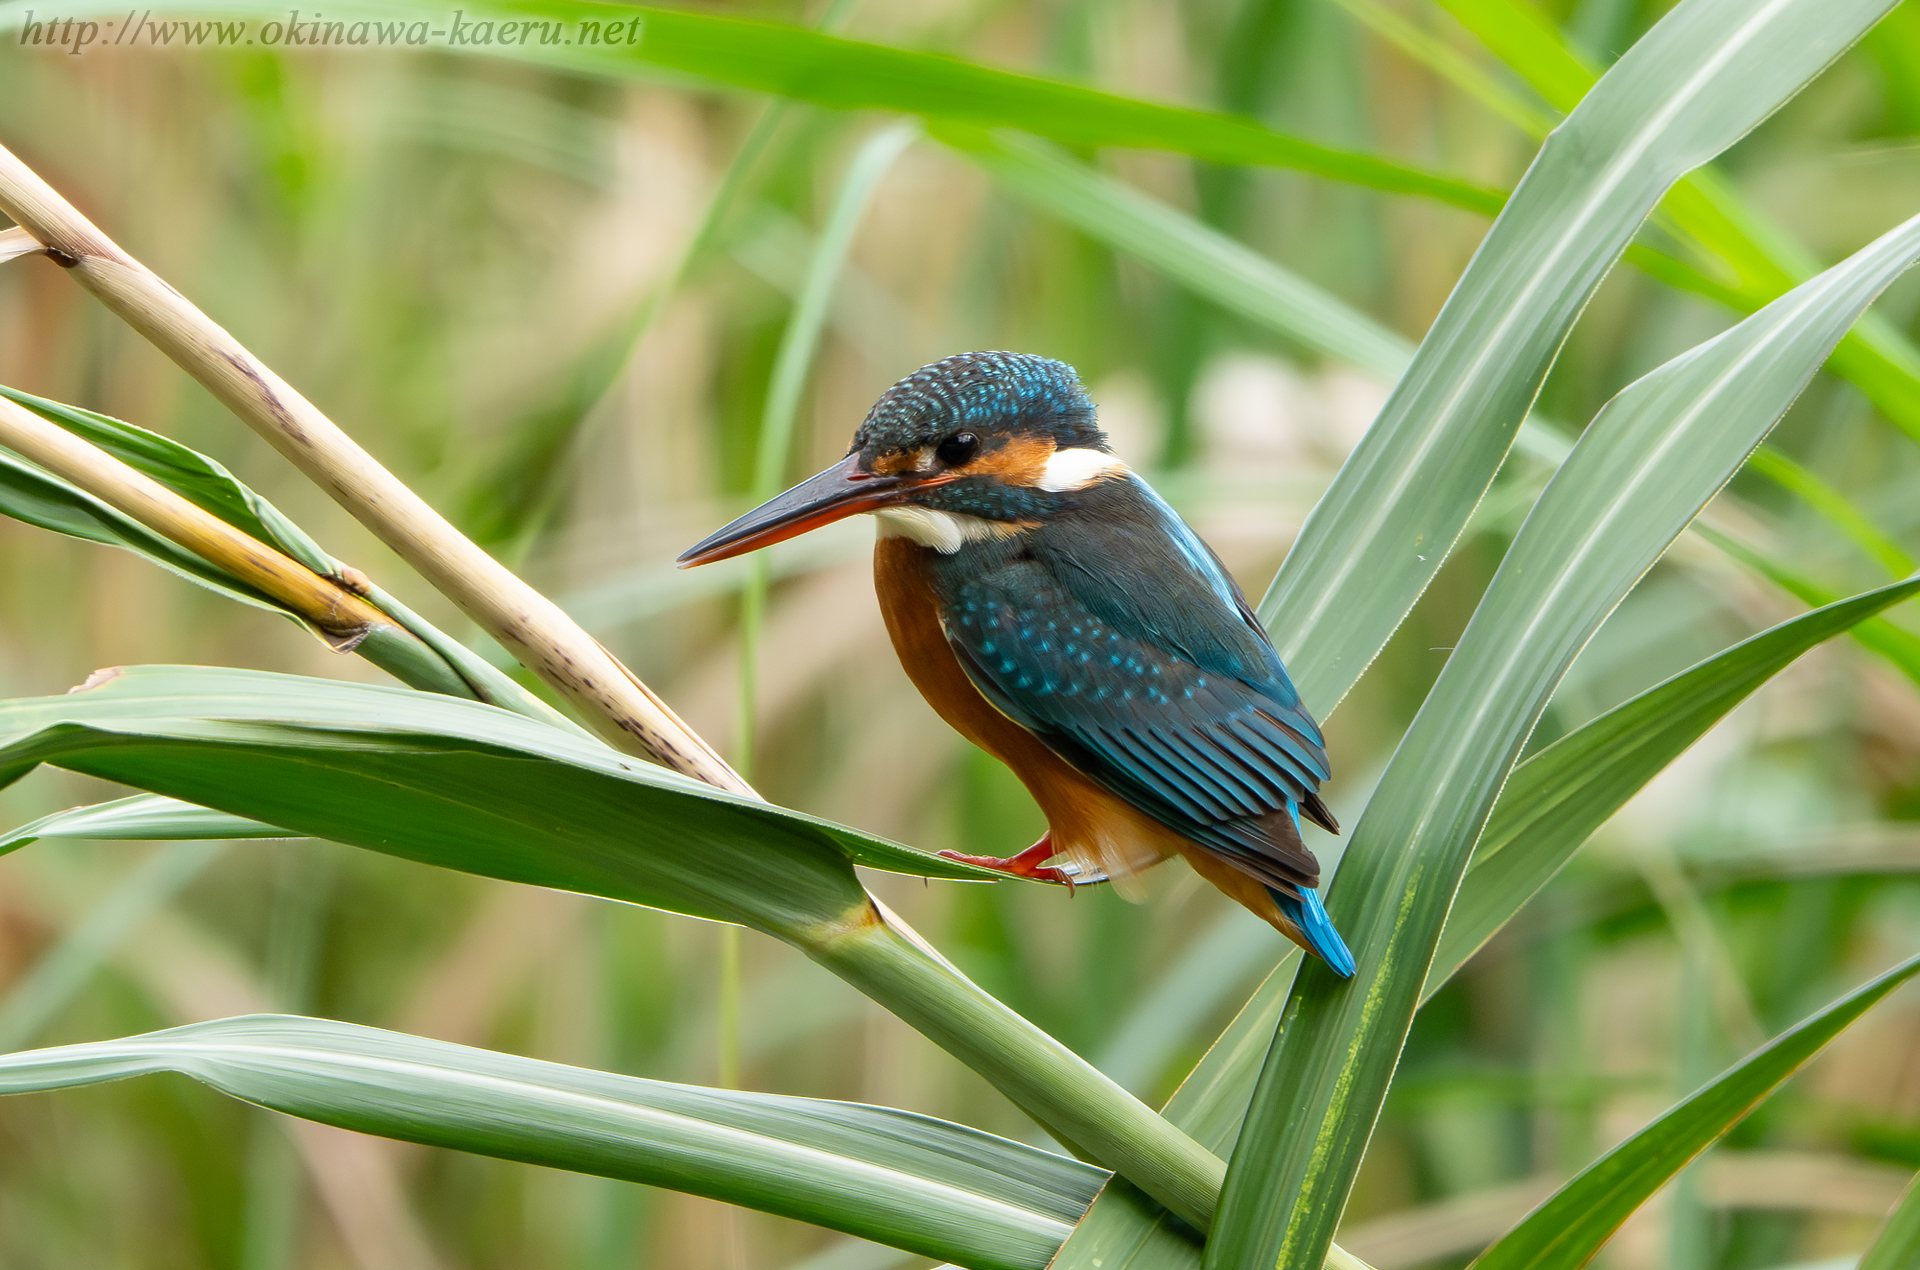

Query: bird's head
678 351 1129 566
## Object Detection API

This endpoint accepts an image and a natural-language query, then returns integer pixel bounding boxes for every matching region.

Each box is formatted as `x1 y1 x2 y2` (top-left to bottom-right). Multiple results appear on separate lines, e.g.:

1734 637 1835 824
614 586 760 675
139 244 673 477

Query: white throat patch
1036 447 1130 492
872 506 1023 554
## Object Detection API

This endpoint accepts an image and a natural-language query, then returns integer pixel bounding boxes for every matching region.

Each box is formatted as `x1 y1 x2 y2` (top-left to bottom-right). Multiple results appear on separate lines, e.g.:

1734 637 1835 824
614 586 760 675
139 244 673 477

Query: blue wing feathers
929 475 1338 896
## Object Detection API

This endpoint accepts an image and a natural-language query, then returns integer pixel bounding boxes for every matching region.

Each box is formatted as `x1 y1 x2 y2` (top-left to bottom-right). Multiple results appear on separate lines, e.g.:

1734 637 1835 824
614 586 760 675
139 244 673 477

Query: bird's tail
1272 886 1356 979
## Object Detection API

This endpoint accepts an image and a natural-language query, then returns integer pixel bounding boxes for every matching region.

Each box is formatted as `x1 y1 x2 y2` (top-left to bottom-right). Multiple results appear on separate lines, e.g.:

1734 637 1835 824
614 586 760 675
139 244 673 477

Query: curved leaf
1255 0 1896 718
0 1014 1103 1270
0 448 288 612
0 666 983 936
1471 952 1920 1270
1213 189 1920 1270
0 667 1229 1234
1427 573 1920 994
0 384 334 575
0 387 570 720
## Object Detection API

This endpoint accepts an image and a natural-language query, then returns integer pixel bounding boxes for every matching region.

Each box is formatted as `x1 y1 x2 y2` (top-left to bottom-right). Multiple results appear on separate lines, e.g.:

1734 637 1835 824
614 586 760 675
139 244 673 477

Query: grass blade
942 127 1409 380
1211 196 1920 1270
1471 952 1920 1270
0 1014 1104 1270
0 0 1500 215
1438 0 1920 448
1428 574 1920 995
1255 0 1895 718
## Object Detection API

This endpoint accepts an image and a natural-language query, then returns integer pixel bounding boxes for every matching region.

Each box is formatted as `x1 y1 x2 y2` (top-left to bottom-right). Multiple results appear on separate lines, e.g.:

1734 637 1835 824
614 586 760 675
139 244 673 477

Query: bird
678 351 1354 977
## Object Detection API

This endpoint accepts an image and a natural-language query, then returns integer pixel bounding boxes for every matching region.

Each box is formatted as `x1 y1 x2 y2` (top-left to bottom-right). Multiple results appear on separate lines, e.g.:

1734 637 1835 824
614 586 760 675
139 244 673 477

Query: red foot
939 835 1084 890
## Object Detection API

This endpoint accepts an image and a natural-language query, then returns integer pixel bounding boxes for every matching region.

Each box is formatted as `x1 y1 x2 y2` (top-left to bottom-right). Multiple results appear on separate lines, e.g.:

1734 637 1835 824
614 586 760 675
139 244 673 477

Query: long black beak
677 453 953 567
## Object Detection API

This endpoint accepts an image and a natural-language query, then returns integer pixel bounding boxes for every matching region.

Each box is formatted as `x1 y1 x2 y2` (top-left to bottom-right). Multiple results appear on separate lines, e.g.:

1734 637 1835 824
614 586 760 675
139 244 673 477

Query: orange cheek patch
869 449 922 476
963 435 1055 483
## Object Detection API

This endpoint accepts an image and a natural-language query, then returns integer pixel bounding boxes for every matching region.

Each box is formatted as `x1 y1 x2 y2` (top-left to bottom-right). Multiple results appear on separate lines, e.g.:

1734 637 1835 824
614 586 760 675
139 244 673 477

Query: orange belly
873 535 1296 934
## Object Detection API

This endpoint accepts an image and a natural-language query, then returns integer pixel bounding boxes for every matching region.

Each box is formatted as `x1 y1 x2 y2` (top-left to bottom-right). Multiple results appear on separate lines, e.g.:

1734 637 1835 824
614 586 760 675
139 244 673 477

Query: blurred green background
2 1 1919 1267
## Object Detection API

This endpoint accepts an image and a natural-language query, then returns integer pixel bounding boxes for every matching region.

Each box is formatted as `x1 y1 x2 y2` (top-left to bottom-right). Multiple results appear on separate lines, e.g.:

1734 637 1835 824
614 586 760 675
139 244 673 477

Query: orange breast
873 536 1198 894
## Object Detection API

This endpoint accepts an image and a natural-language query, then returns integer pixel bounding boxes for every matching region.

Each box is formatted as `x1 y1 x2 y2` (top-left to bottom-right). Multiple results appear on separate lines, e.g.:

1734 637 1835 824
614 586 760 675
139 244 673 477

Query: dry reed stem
0 393 395 641
0 140 750 794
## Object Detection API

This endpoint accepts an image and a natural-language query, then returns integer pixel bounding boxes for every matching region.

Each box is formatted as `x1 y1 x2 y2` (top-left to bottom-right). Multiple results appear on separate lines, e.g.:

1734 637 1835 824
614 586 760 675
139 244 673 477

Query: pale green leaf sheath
1214 84 1920 1270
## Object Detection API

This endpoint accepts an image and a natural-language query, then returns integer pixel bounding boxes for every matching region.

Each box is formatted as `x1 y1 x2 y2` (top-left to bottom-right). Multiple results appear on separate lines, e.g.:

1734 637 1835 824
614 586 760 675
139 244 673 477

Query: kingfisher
679 352 1353 977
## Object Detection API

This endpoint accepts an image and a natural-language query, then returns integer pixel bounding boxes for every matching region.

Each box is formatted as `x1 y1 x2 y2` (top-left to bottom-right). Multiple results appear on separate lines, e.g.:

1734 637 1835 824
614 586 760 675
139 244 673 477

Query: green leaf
0 666 979 930
1428 573 1920 995
0 1014 1103 1270
0 387 583 722
1255 0 1898 719
1212 172 1920 1270
1471 951 1920 1270
0 447 290 612
0 667 1229 1233
0 0 1500 215
1438 0 1920 449
0 384 335 574
1861 1173 1920 1270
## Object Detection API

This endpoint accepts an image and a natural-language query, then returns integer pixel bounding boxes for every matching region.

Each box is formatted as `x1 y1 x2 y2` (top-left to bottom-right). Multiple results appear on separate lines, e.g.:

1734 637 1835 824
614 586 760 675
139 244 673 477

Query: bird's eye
935 432 980 467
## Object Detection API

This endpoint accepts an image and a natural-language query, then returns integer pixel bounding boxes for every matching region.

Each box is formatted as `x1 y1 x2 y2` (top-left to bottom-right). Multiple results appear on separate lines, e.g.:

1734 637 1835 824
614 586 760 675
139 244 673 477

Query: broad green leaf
1861 1174 1920 1270
0 1014 1103 1270
1053 577 1920 1270
0 667 1228 1233
1257 0 1898 719
1428 573 1920 995
0 665 979 929
1437 0 1920 448
1471 951 1920 1270
0 0 1500 215
1211 195 1920 1270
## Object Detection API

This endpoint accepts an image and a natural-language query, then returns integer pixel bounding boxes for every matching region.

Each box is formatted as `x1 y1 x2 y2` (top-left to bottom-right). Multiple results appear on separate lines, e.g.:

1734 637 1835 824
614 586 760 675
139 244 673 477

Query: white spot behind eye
1037 447 1130 492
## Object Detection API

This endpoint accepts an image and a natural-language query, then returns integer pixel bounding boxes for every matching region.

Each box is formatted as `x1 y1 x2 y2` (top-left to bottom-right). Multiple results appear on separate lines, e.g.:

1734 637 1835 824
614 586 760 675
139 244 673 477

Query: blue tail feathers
1273 886 1355 978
